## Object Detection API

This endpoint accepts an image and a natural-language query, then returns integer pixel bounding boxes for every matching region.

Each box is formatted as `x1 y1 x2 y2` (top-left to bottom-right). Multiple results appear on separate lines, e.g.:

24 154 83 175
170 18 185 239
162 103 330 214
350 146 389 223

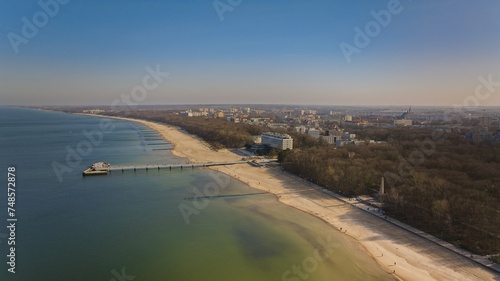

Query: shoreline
83 113 499 281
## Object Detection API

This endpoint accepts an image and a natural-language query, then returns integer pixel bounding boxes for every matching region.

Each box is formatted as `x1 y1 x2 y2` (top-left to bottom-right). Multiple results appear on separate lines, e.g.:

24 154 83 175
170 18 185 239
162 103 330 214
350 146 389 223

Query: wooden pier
83 161 248 175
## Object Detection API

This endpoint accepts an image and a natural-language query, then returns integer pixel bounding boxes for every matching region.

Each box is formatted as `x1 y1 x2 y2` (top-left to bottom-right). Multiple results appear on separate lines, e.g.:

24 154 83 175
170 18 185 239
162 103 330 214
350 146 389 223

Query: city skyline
1 0 500 106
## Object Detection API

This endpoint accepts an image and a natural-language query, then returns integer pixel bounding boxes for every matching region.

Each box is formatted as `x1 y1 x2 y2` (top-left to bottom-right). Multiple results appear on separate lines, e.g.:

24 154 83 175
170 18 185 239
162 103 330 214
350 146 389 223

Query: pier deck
83 159 277 176
95 161 248 174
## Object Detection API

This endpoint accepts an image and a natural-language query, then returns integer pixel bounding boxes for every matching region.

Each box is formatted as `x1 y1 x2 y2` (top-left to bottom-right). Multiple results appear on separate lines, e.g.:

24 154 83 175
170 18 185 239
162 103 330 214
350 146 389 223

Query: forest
279 127 500 260
106 111 500 261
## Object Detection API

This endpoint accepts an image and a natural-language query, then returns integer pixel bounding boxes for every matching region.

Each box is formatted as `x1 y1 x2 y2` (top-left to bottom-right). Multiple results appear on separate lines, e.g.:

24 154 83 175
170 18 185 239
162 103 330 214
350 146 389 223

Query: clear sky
1 0 500 106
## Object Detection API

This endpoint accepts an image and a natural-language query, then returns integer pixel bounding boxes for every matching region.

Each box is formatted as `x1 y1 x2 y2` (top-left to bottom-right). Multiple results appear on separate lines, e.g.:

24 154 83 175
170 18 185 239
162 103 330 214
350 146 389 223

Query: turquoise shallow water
0 107 393 281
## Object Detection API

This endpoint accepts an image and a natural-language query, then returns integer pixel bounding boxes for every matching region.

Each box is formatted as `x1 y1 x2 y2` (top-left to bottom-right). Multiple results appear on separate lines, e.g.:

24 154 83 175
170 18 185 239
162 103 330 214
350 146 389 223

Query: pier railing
106 161 248 173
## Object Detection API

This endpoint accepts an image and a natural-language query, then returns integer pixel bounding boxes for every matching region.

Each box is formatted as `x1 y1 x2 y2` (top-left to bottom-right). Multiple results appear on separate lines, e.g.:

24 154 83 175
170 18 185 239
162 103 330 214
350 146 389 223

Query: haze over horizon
1 0 500 106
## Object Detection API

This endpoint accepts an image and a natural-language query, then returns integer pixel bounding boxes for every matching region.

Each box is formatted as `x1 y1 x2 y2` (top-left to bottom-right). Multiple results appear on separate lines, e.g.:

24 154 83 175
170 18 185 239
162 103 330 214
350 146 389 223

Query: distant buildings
82 109 104 114
261 132 293 150
479 116 500 127
394 119 413 126
341 132 356 140
335 140 353 147
294 125 307 134
180 110 208 117
407 114 450 123
319 135 337 144
306 128 320 138
165 105 497 146
295 109 304 116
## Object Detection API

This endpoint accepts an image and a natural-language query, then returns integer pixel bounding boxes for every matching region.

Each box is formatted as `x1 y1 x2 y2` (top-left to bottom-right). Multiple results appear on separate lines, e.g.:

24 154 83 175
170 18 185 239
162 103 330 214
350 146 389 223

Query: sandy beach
93 114 499 281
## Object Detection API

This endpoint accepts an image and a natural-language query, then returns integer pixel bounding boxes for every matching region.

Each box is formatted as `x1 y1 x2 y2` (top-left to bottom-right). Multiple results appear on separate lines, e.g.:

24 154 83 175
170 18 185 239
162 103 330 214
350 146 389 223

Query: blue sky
1 0 500 105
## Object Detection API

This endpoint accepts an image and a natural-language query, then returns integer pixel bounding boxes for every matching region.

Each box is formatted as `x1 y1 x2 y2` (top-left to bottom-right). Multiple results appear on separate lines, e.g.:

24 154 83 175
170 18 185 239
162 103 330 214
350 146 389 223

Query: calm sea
0 107 392 281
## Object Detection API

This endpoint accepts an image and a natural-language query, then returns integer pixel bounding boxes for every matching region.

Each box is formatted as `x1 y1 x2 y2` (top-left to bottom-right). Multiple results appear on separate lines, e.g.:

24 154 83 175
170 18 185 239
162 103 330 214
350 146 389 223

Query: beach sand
93 114 499 281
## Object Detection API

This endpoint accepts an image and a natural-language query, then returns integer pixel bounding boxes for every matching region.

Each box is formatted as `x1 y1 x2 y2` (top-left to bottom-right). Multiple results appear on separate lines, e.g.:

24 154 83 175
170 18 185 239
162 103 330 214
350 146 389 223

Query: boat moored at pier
82 162 110 176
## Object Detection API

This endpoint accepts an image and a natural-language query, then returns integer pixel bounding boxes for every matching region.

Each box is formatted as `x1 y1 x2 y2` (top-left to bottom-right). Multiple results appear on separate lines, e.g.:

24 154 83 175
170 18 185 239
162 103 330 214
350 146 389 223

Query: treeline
279 129 500 258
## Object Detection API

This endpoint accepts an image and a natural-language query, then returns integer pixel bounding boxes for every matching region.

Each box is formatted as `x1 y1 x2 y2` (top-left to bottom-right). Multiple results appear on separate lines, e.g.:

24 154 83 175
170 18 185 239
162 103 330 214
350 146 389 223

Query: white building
261 132 293 150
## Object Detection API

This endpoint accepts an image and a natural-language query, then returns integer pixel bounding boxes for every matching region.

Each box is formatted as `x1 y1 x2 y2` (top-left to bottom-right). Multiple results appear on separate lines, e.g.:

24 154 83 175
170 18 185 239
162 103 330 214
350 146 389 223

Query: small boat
82 162 110 176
